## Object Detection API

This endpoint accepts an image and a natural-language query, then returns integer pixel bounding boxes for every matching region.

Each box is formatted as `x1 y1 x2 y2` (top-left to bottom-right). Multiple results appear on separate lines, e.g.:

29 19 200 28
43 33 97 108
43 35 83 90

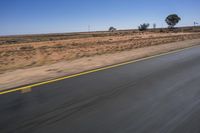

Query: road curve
1 45 200 133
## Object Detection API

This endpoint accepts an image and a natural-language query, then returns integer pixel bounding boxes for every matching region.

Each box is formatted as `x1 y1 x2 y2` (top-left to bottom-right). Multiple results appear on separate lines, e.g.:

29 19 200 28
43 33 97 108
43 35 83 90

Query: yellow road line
0 45 198 95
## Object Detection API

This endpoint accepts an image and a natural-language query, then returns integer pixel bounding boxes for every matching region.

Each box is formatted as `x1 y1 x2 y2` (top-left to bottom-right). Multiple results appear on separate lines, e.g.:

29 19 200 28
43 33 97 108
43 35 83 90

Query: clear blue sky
0 0 199 35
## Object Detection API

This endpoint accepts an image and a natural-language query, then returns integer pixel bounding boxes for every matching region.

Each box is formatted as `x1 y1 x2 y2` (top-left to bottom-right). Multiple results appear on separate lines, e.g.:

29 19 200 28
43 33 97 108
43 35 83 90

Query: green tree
138 23 150 31
109 27 117 32
165 14 181 28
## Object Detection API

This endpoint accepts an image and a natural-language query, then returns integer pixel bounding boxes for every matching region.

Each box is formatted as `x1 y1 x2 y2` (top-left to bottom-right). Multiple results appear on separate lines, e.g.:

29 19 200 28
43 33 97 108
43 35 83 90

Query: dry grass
1 31 200 73
1 39 200 90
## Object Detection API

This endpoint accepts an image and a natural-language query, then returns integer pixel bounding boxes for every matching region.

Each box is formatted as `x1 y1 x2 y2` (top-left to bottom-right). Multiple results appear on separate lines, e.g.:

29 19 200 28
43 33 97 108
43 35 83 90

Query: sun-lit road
1 45 200 133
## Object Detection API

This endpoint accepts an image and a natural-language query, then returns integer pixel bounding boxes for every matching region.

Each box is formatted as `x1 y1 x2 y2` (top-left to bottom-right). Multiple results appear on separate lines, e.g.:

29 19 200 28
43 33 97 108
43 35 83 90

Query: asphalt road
1 45 200 133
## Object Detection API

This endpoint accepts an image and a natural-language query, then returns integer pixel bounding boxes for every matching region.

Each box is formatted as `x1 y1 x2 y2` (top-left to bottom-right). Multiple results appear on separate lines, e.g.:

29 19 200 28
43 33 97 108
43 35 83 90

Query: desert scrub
19 46 35 51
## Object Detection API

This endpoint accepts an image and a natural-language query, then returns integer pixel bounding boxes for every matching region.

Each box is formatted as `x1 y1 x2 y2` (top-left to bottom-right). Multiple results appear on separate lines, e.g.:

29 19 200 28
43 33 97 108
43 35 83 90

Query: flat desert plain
1 29 200 90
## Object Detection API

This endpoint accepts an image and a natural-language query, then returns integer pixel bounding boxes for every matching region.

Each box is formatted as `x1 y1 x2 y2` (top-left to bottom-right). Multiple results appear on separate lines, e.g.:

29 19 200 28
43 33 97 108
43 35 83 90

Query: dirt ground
1 32 200 73
1 31 200 90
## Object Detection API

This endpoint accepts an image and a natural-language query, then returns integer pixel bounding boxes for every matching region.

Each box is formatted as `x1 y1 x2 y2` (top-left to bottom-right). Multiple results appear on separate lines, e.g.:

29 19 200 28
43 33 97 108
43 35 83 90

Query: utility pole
153 23 156 29
88 25 90 32
193 22 199 31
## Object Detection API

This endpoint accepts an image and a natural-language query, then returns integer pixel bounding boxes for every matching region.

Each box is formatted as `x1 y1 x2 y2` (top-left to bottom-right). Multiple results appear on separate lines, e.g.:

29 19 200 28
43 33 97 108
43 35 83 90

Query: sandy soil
1 32 200 73
1 38 200 91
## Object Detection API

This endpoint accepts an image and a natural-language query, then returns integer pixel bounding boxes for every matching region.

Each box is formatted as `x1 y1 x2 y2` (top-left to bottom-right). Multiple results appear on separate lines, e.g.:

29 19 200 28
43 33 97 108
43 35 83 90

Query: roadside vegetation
109 27 117 32
165 14 181 29
0 14 198 46
0 14 200 72
138 23 150 31
0 14 200 89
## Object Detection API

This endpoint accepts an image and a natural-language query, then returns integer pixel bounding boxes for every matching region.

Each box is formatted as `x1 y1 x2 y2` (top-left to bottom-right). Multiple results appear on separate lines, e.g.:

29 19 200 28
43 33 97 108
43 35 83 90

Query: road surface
1 45 200 133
